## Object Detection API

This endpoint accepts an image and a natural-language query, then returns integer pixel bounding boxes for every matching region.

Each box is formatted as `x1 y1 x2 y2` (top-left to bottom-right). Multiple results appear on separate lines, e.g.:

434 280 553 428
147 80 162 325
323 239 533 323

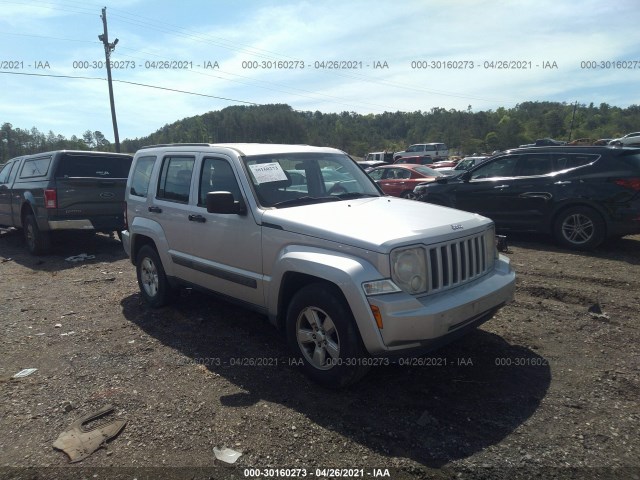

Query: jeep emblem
451 224 464 230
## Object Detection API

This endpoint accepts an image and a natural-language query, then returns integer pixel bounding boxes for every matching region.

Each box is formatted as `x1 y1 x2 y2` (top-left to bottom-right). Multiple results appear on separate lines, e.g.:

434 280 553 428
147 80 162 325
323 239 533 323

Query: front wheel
553 206 605 250
136 245 176 307
23 214 51 255
286 283 370 388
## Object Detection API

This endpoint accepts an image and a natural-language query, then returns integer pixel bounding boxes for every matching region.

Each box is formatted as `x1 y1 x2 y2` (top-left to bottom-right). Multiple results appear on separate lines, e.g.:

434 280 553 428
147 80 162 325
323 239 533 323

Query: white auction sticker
248 163 288 184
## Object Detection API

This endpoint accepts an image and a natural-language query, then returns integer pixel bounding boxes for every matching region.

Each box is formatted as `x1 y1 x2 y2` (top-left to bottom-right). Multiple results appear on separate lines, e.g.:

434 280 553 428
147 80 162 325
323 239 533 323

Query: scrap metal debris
52 405 126 463
12 368 38 379
65 254 96 263
496 235 509 253
213 446 242 464
588 303 610 320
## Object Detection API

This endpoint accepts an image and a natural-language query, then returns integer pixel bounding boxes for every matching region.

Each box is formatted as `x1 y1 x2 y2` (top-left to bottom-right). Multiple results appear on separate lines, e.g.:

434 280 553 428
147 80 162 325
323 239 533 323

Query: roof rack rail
139 143 211 149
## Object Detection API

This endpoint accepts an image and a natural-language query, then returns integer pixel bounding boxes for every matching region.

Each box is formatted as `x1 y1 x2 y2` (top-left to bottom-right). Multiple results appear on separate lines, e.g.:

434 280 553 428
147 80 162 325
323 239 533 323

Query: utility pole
99 7 121 152
567 101 578 142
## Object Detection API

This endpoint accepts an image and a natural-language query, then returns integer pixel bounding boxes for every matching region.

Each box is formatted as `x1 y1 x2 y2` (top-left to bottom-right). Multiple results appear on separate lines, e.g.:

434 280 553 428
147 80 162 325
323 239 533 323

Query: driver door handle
188 214 206 223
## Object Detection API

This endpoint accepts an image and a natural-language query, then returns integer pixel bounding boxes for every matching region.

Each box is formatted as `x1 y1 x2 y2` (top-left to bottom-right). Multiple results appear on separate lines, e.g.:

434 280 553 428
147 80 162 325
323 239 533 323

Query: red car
393 155 437 165
367 164 443 199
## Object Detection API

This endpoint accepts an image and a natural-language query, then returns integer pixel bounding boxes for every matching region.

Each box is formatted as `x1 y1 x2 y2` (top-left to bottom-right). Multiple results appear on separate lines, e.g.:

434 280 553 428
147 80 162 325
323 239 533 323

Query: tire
286 283 370 388
553 206 605 250
136 245 176 307
23 214 51 255
401 190 417 200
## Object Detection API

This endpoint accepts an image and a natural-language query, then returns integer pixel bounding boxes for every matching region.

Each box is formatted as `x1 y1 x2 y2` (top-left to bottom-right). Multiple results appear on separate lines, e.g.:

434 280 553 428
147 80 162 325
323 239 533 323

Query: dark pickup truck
0 150 133 254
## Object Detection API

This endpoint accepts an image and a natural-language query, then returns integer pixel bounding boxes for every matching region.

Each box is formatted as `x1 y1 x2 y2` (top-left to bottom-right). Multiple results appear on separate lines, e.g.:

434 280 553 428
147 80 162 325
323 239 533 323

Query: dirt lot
0 229 638 480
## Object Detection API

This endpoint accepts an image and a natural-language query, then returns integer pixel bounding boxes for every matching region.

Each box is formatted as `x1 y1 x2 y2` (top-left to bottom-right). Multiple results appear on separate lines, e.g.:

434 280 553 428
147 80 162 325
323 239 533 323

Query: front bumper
366 254 515 354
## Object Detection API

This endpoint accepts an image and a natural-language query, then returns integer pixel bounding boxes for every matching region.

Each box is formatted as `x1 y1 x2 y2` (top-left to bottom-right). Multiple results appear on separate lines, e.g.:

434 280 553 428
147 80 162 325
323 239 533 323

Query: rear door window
157 156 195 203
55 153 132 178
516 153 553 176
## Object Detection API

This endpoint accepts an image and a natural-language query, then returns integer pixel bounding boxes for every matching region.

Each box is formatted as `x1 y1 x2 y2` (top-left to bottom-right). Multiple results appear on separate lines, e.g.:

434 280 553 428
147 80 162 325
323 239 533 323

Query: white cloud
1 0 639 140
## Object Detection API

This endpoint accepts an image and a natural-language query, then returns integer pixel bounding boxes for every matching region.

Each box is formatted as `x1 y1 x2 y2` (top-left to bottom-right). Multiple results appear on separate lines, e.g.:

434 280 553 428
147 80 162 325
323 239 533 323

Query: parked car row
412 145 640 250
367 164 443 199
610 132 640 146
519 134 640 148
5 141 639 388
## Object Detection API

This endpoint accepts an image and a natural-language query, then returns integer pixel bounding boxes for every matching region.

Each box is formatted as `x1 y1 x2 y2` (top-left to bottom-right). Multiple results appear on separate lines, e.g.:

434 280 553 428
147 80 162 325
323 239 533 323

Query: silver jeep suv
122 143 515 388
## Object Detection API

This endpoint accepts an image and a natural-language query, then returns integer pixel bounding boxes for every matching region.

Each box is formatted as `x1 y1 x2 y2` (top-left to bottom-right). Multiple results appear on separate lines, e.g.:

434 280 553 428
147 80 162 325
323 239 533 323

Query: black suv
413 146 640 250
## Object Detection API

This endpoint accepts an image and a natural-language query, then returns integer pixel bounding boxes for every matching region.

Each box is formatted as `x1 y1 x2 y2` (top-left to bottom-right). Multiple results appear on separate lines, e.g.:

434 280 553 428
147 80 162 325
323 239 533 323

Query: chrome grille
425 232 491 294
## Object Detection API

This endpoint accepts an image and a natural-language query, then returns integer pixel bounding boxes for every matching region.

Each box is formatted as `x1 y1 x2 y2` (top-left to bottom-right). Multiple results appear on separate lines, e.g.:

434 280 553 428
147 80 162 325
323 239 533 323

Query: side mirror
460 171 472 182
206 191 246 214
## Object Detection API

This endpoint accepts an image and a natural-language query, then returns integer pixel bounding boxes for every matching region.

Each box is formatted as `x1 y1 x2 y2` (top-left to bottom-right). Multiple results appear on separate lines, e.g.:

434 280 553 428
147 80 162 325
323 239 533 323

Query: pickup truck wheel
286 284 370 388
23 214 51 255
553 206 605 250
136 245 175 307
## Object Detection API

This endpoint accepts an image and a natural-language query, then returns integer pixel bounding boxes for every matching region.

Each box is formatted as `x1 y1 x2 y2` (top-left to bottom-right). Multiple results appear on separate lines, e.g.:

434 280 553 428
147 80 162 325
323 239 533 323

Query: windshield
455 156 487 170
414 165 443 177
243 152 382 208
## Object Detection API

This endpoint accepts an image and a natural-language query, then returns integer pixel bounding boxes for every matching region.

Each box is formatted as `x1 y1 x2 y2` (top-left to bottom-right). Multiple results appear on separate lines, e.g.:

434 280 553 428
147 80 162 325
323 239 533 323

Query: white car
611 132 640 146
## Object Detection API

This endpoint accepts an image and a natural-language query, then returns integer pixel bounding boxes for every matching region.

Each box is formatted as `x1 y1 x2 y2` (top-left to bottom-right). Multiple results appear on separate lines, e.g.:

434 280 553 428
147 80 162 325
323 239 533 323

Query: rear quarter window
54 153 133 178
618 153 640 170
129 156 156 197
554 153 599 170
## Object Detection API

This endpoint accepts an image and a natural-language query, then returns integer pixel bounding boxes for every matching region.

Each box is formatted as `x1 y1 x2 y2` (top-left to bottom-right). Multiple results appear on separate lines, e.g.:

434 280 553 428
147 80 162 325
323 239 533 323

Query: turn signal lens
370 305 383 329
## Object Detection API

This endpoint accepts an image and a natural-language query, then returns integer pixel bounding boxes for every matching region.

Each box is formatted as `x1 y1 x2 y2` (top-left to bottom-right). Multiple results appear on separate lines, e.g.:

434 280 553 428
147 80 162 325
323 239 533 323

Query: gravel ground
0 229 638 480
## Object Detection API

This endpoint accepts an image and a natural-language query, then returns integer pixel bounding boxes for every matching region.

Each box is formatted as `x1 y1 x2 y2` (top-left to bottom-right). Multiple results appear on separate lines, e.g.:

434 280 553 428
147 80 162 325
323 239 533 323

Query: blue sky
1 0 639 141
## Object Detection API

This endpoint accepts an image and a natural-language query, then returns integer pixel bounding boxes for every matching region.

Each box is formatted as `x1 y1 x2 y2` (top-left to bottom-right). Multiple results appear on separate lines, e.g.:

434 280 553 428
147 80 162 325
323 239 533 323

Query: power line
0 70 260 105
0 31 99 44
1 0 519 106
113 79 259 105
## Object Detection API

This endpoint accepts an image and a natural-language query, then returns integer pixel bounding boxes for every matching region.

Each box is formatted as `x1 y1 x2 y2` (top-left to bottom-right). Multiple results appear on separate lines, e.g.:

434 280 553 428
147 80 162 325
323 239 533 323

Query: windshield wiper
335 192 380 199
271 196 340 208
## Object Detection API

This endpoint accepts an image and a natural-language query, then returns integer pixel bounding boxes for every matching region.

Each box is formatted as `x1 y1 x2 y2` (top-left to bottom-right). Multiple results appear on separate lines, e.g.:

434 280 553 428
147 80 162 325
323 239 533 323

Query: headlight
391 247 427 294
483 226 498 267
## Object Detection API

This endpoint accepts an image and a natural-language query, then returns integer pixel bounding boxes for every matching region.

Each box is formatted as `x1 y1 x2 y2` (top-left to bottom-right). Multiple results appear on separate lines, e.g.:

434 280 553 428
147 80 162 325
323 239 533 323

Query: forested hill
116 101 640 156
2 101 639 161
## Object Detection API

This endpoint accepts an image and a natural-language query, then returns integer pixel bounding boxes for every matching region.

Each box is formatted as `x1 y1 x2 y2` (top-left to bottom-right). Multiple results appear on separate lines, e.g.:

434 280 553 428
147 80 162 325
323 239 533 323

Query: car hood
260 197 490 252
